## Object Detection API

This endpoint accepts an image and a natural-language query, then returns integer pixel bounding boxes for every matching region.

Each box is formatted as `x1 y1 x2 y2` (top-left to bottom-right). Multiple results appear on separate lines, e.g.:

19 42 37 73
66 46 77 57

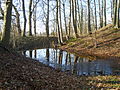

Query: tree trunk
33 6 37 36
87 0 92 34
94 0 97 30
46 0 49 37
68 0 71 37
56 0 63 45
113 0 117 26
63 1 68 40
117 0 120 28
80 0 83 34
2 0 12 46
13 5 21 36
59 0 63 39
29 0 32 36
103 0 107 26
98 0 103 28
22 0 27 37
72 0 79 38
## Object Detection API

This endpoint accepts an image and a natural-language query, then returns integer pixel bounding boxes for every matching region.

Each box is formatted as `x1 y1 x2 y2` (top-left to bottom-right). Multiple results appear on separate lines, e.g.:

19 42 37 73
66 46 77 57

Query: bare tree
33 3 37 36
59 0 63 38
28 0 33 36
22 0 27 37
103 0 107 26
94 0 97 30
116 0 120 28
13 5 21 35
72 0 79 38
87 0 91 34
2 0 13 46
68 0 72 37
113 0 117 26
56 0 63 45
63 0 68 40
46 0 50 37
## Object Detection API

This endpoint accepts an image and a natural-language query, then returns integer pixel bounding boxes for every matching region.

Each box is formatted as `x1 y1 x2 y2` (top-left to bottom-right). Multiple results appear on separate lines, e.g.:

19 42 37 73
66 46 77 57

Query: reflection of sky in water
23 48 120 76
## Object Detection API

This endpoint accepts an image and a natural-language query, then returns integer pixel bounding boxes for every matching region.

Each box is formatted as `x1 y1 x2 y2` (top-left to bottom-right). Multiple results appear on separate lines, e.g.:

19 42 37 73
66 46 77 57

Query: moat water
22 48 120 76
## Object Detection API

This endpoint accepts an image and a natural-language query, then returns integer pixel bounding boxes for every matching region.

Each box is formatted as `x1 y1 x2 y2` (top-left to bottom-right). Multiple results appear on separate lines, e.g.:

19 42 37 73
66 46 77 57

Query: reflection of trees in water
29 50 32 58
65 53 68 65
46 48 49 62
55 49 58 63
68 54 71 66
23 49 115 76
58 50 63 64
73 56 79 75
34 50 37 58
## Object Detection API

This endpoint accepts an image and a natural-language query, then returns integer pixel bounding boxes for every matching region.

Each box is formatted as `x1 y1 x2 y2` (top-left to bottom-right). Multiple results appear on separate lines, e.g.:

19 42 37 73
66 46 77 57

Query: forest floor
0 52 120 90
0 24 120 89
60 24 120 59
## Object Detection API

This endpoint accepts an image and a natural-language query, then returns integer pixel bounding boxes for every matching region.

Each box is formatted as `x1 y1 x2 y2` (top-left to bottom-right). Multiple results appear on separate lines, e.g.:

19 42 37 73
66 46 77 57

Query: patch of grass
66 38 78 43
87 76 120 88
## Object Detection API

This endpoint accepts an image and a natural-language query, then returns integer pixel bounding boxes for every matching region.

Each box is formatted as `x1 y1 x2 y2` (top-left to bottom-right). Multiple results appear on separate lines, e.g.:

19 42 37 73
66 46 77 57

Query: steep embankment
61 24 120 59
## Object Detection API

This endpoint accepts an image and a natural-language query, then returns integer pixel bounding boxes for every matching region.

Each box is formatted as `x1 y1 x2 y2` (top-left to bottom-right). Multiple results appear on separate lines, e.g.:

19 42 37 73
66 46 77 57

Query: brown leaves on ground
60 27 120 59
0 52 120 89
0 52 89 90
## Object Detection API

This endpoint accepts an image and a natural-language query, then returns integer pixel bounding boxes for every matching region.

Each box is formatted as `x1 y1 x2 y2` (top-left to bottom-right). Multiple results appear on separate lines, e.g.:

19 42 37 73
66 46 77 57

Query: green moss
66 38 78 43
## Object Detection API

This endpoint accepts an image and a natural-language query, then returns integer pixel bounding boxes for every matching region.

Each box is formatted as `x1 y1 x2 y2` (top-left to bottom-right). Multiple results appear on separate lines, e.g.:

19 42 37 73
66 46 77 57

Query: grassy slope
61 24 120 59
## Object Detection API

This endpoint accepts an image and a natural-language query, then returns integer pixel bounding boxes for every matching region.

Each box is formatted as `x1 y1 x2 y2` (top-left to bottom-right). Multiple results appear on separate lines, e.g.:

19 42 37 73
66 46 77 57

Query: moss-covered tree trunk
1 0 12 46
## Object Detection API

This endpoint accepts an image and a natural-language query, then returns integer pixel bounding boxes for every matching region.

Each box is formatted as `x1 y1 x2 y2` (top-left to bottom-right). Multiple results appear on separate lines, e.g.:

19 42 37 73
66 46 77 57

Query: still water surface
23 48 120 76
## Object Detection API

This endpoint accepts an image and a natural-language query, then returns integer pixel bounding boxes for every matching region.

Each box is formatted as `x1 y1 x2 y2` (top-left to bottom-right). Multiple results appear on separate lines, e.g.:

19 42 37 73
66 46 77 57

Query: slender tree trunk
80 0 83 34
56 0 63 45
113 0 117 26
87 0 92 34
98 0 103 28
72 0 79 38
103 0 107 26
13 5 21 36
68 0 71 37
29 0 32 36
117 0 120 28
63 1 68 40
22 0 27 37
101 0 104 27
110 0 113 22
2 0 12 46
59 0 63 39
94 0 97 30
33 5 37 36
46 0 49 37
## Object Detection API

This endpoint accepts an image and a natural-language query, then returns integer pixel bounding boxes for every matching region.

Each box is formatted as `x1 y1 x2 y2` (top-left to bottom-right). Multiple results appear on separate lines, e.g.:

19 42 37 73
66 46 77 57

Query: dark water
23 48 120 76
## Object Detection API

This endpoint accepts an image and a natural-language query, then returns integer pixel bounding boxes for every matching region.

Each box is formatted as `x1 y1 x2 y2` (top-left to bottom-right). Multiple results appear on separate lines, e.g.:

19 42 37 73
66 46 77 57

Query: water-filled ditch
22 48 120 76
